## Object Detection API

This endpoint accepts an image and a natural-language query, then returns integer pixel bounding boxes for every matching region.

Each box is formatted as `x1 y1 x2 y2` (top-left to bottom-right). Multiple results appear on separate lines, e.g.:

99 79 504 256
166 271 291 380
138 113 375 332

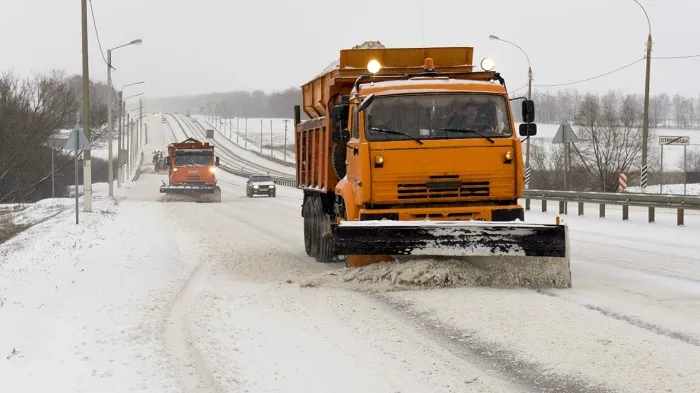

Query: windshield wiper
370 127 423 144
441 128 495 143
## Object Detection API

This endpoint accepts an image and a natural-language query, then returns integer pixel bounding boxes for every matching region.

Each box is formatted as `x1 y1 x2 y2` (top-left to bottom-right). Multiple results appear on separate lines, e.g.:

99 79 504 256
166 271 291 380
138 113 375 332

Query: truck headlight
209 167 216 173
480 57 496 71
504 150 512 161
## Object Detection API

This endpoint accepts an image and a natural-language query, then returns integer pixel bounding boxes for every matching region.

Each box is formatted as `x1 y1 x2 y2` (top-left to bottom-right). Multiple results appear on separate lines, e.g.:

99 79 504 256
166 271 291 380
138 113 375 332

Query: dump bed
301 47 474 119
295 47 475 193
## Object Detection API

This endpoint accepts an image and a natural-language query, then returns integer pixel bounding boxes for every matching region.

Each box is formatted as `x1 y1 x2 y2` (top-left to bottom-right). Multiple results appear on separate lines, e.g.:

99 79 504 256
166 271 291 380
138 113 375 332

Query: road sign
63 126 90 151
552 120 579 144
618 173 628 190
47 137 68 149
659 136 689 145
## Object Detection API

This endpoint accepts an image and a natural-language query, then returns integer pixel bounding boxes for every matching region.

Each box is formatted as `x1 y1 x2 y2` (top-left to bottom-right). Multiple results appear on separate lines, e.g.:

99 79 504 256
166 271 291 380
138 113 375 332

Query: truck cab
329 58 536 224
159 137 222 202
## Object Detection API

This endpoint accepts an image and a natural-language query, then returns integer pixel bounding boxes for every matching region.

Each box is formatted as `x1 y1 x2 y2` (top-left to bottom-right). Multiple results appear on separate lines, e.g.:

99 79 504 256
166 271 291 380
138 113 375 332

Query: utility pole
283 119 288 162
236 117 240 145
139 98 143 155
245 117 248 149
270 118 273 157
260 119 263 154
117 91 123 188
126 113 130 171
107 49 114 197
634 0 652 193
80 0 92 212
640 32 652 193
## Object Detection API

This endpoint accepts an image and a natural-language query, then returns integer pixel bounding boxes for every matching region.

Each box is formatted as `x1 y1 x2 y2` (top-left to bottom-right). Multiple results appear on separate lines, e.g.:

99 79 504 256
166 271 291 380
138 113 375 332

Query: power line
533 57 645 88
652 54 700 59
88 0 109 67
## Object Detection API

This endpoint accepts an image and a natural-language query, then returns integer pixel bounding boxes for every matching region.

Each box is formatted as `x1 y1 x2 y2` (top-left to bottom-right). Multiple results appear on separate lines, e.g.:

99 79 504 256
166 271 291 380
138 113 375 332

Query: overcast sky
1 0 697 99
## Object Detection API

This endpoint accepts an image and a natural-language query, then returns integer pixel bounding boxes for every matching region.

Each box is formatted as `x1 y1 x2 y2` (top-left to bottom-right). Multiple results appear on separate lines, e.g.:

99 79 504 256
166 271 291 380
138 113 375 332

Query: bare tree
0 71 111 203
571 92 646 191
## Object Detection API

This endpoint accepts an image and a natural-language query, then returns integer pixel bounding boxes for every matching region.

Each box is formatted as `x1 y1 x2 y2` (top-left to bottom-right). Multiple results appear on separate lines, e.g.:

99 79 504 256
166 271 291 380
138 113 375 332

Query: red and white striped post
618 173 628 190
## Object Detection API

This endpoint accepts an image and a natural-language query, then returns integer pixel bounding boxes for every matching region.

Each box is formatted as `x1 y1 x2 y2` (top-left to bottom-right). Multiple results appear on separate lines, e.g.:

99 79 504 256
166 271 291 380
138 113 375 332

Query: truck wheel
309 197 321 258
331 142 347 179
214 187 222 202
303 199 315 257
314 198 336 262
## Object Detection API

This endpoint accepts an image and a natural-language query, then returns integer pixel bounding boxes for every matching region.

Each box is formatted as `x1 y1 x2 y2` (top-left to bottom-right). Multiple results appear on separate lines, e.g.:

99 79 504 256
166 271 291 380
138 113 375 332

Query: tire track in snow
165 262 225 393
374 294 617 393
537 290 700 347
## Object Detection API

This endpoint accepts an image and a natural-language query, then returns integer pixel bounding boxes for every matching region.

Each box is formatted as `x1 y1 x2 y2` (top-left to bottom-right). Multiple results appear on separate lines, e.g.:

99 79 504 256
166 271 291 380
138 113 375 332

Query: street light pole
118 81 145 185
81 0 92 212
106 39 142 196
117 90 122 189
490 34 533 196
633 0 652 193
107 49 114 197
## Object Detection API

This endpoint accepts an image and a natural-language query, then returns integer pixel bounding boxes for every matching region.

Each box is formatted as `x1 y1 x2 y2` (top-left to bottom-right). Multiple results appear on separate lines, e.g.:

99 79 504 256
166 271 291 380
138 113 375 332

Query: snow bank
0 195 186 392
299 256 571 292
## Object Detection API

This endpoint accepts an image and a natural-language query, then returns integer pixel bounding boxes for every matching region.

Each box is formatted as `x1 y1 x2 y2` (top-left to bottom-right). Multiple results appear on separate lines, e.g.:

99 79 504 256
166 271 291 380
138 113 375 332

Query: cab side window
351 106 359 138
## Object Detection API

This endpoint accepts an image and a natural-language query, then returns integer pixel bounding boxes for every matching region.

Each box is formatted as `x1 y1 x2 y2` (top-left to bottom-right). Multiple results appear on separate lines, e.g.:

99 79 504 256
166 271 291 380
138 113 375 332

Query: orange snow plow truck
160 137 222 202
294 45 571 287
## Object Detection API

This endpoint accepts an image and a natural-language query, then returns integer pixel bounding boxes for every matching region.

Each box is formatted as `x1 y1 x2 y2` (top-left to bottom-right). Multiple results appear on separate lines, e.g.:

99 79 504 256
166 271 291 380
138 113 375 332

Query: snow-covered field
528 123 700 172
626 182 700 195
202 115 700 175
2 115 700 393
197 115 296 163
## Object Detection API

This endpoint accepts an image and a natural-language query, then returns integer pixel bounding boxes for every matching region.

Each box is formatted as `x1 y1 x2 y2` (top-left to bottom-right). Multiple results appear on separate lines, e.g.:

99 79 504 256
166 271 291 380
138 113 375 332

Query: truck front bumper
357 205 524 222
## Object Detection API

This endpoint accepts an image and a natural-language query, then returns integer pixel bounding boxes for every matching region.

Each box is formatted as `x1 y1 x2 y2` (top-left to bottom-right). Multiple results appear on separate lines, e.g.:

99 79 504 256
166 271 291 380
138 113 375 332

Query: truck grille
397 175 489 200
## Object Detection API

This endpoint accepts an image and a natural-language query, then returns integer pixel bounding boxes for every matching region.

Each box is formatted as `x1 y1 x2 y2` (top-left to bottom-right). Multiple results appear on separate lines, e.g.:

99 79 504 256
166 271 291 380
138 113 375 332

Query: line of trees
147 87 700 130
532 90 700 129
0 70 113 203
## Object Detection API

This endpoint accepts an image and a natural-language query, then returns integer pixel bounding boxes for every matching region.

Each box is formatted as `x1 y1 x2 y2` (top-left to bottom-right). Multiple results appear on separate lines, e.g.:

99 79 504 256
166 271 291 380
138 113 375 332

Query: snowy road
2 114 699 393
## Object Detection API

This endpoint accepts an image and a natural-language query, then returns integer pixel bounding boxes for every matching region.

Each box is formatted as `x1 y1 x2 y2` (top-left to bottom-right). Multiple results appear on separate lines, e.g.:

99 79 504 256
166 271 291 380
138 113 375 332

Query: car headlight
253 185 259 189
270 185 275 188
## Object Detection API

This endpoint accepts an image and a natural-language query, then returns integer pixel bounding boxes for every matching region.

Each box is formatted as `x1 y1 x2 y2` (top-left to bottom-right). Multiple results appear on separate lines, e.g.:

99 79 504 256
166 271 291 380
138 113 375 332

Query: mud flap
332 220 567 258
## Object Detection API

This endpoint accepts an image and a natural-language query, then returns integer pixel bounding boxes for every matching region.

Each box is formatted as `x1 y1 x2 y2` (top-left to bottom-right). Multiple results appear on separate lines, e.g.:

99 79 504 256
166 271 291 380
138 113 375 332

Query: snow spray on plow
331 220 572 288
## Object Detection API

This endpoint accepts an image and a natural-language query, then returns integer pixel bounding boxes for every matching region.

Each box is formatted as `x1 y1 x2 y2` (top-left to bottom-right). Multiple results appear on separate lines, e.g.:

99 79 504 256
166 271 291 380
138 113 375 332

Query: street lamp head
129 39 143 45
489 35 500 40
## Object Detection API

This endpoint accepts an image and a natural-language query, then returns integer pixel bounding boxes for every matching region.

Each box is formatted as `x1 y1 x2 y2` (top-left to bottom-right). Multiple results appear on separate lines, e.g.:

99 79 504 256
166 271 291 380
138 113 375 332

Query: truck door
346 106 371 204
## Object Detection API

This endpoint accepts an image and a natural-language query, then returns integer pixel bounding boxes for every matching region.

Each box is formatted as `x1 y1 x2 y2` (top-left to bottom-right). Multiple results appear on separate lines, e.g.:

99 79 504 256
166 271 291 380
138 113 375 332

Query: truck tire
331 142 346 179
303 200 314 257
314 198 336 262
309 197 321 258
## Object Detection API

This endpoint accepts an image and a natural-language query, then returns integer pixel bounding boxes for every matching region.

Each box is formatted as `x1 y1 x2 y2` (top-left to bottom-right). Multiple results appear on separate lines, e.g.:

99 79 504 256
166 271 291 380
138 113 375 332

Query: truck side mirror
331 104 350 143
519 123 537 137
522 99 535 123
215 156 220 166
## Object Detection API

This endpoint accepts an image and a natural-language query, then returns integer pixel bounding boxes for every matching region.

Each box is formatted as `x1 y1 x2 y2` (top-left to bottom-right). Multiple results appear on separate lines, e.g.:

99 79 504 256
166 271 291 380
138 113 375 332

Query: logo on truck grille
188 170 199 175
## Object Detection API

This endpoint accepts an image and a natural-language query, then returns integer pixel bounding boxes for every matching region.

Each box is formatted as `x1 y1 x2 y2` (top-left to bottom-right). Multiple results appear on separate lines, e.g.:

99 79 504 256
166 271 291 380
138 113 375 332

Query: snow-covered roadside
0 190 202 392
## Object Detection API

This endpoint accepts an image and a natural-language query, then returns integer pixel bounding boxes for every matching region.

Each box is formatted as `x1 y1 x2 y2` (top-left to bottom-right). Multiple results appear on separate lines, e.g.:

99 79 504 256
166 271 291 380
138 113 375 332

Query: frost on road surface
3 116 700 393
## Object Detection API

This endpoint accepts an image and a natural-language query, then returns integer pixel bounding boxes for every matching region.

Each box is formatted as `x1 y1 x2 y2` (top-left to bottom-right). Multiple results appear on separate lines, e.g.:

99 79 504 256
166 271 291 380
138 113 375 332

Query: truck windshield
364 93 512 141
174 152 212 166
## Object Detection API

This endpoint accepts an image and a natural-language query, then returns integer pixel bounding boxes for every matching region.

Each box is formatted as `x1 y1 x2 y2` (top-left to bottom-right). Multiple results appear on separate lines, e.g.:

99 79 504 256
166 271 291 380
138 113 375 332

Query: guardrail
524 190 700 226
216 163 700 227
